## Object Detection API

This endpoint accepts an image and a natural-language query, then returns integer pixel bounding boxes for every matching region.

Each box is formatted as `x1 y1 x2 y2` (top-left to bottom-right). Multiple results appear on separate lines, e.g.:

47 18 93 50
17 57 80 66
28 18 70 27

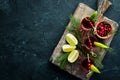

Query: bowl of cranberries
95 21 112 39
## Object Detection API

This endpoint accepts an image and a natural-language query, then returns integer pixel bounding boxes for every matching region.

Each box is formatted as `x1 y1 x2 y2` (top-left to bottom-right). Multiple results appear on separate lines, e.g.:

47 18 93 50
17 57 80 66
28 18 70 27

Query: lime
66 33 78 46
68 50 79 63
90 11 98 22
90 64 101 74
62 44 76 52
94 41 109 48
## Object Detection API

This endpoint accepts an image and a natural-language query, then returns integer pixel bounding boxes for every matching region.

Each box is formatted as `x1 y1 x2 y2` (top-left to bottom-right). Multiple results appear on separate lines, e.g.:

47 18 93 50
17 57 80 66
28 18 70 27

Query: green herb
54 53 69 69
109 30 117 34
66 15 80 32
94 59 104 69
91 54 104 69
54 53 69 62
107 47 113 52
60 58 68 69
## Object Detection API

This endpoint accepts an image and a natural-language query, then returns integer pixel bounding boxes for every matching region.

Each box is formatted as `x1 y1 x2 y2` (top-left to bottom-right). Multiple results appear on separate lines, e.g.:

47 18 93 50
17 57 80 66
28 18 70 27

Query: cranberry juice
82 58 94 70
80 17 94 31
84 37 97 50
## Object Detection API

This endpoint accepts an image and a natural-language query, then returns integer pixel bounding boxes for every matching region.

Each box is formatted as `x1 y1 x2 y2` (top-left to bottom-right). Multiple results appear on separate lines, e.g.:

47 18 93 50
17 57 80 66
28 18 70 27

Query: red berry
82 58 94 70
84 37 97 50
80 17 94 30
96 22 112 37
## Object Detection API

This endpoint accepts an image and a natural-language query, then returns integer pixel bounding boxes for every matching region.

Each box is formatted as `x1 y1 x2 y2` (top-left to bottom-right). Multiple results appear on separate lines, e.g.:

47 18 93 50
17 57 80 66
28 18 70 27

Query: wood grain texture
50 3 118 80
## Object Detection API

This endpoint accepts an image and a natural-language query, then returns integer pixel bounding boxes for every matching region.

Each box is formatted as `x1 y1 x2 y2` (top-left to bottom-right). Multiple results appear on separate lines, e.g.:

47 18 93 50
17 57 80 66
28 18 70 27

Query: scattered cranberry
80 17 94 31
82 58 94 70
84 37 97 50
97 22 112 37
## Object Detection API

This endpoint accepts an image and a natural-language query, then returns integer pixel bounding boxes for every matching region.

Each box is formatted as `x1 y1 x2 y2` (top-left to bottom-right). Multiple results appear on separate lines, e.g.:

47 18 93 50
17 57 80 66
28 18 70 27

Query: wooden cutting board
49 3 118 80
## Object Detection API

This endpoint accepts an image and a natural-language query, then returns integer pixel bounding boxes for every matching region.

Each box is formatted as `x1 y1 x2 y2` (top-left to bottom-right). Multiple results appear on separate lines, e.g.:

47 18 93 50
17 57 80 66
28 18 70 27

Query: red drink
82 58 94 70
83 36 97 51
80 17 94 31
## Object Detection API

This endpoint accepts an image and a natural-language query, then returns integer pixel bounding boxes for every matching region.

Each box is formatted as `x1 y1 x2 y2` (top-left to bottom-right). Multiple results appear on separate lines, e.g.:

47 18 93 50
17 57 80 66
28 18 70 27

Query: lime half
62 44 76 52
68 50 79 63
66 33 78 46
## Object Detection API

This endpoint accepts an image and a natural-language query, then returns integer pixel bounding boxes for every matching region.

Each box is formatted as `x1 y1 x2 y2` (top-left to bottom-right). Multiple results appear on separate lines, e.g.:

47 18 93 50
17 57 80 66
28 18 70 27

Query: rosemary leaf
94 59 104 69
60 58 68 69
109 30 117 34
66 25 75 31
54 53 69 62
66 15 80 32
70 15 80 27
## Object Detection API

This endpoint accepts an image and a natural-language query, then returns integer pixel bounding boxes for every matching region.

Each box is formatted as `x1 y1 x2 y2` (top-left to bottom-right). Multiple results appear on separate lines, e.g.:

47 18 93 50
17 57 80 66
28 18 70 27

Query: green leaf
70 15 80 27
94 58 104 69
66 15 80 31
54 53 69 62
60 58 68 69
107 47 113 52
90 53 104 69
109 30 117 34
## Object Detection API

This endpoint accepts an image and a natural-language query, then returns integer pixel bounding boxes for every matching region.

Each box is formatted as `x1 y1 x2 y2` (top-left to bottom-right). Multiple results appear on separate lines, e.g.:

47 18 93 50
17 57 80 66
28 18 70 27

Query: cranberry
96 22 112 37
82 58 94 70
84 37 97 50
80 17 94 31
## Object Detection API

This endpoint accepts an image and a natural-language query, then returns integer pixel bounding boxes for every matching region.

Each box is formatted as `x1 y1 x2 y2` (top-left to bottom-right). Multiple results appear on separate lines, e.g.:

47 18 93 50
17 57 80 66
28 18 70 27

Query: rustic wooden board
50 3 118 80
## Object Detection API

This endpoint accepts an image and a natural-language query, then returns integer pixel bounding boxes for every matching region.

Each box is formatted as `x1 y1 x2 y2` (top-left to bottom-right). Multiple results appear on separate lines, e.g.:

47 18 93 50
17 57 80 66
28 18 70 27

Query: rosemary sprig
90 54 104 69
109 30 117 34
54 53 69 69
54 53 69 62
66 15 80 32
94 58 104 69
60 58 68 69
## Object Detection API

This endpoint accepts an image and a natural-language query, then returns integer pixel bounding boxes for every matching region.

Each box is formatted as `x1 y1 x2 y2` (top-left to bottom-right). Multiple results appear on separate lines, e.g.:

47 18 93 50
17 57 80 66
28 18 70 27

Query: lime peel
94 41 109 48
90 64 101 74
68 50 79 63
66 33 78 46
90 11 98 22
62 44 76 52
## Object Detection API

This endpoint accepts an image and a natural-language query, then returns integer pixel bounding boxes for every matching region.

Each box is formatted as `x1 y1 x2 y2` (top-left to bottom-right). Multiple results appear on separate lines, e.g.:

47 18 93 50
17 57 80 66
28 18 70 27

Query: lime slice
90 64 101 74
68 50 79 63
94 41 109 48
66 33 78 46
62 44 76 52
90 11 98 22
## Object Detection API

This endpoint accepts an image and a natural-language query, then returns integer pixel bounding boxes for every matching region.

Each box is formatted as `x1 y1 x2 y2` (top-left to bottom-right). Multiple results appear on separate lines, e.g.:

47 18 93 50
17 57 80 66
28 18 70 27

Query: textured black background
0 0 120 80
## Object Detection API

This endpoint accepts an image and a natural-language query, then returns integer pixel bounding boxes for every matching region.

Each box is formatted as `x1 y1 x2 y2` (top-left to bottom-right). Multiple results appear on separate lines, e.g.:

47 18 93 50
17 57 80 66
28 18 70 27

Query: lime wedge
66 33 78 46
94 41 109 48
90 11 98 22
90 64 101 74
62 44 76 52
68 50 79 63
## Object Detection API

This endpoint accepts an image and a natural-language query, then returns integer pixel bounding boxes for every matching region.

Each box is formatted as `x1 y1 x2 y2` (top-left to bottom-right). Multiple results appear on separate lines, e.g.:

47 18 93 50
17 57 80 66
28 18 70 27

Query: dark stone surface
0 0 120 80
